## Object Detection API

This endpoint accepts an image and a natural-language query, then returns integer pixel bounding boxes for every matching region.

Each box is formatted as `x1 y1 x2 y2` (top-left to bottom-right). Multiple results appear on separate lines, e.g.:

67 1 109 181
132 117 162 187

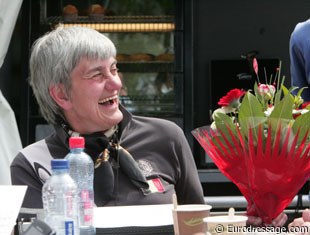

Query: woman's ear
49 84 72 110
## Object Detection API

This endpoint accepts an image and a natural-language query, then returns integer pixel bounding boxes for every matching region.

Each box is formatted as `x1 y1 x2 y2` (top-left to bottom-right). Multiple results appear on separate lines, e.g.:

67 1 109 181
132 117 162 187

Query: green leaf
214 112 238 144
239 92 265 119
274 76 285 105
238 92 265 139
292 111 310 144
269 94 294 120
268 94 294 137
253 83 264 105
289 86 299 94
281 84 290 96
297 87 308 97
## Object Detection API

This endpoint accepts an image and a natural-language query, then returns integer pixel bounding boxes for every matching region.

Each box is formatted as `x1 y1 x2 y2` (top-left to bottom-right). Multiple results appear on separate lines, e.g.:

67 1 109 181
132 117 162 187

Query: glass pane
120 72 176 114
47 0 175 17
105 32 174 55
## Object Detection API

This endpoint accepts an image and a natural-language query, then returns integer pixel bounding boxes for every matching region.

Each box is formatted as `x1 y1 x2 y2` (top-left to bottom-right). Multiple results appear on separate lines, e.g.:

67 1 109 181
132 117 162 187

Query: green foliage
212 85 309 147
292 111 310 143
238 92 265 142
214 112 238 145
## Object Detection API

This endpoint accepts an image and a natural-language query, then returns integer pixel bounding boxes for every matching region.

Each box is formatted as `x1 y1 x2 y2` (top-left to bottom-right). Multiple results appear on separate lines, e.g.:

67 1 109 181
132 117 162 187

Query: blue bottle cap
51 159 69 170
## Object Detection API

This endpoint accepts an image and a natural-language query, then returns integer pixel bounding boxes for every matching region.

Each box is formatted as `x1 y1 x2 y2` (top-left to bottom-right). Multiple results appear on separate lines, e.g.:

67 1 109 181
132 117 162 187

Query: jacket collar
54 104 133 149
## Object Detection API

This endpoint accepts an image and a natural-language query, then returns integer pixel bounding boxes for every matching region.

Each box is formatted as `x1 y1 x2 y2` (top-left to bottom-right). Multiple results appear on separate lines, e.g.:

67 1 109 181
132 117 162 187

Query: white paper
93 204 174 228
0 185 27 235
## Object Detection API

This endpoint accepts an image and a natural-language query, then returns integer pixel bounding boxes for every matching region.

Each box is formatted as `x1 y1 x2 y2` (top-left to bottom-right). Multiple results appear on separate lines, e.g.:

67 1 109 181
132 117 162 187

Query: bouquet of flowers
192 60 310 224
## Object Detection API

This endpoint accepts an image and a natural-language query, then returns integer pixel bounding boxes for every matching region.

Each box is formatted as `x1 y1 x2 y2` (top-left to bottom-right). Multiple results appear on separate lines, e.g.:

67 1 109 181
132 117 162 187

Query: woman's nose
105 74 122 91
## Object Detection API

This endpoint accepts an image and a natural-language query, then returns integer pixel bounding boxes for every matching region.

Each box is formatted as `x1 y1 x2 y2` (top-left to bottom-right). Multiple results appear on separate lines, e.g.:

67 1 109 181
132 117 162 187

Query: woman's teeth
99 95 118 105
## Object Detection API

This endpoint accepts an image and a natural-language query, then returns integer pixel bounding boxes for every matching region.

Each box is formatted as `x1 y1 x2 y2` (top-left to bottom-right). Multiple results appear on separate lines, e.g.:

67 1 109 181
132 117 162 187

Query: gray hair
29 26 117 125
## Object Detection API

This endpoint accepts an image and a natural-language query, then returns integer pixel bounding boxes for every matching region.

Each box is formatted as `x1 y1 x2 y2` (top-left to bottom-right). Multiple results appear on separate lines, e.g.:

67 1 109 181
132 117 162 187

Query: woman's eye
111 68 119 75
92 72 103 79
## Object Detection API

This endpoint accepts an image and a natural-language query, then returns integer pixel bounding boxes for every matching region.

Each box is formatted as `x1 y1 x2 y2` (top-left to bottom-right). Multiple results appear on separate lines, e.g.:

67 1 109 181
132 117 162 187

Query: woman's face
60 56 123 134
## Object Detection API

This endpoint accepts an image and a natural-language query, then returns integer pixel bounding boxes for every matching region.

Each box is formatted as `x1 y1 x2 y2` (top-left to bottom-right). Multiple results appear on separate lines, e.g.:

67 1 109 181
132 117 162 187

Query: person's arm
289 23 310 101
171 123 205 204
290 31 306 92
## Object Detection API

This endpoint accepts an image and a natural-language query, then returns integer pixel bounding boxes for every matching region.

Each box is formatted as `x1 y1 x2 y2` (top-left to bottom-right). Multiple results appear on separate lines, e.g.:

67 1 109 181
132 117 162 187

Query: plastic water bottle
42 159 79 235
65 137 96 235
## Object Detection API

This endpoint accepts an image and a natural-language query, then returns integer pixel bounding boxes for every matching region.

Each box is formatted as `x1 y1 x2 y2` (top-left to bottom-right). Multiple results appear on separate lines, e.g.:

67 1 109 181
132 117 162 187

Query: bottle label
80 189 94 225
83 201 93 225
65 221 75 235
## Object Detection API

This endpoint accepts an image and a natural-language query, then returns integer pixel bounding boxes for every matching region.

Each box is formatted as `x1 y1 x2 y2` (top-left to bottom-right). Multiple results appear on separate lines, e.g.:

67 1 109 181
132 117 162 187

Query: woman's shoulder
133 115 183 133
293 19 310 35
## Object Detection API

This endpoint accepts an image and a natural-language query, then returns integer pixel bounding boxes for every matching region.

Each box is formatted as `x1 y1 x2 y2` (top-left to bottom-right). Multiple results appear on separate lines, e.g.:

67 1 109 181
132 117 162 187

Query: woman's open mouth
98 95 118 106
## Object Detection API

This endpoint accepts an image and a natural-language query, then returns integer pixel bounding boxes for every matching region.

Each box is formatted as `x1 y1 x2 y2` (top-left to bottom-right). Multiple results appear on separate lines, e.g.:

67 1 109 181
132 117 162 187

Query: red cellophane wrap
192 123 310 224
